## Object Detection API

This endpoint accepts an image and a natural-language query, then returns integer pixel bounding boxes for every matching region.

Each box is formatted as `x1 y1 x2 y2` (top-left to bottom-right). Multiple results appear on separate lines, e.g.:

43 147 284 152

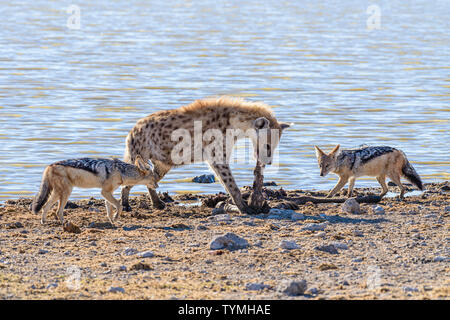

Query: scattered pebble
63 221 81 234
279 240 300 250
330 242 348 250
291 212 305 221
315 244 339 254
246 283 271 291
192 174 215 183
210 233 249 251
341 198 361 214
137 251 154 258
280 280 307 296
108 286 125 294
372 205 385 215
301 222 329 232
122 248 138 256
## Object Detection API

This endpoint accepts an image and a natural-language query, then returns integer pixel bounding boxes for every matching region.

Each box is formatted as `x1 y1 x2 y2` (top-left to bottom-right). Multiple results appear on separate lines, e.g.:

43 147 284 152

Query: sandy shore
0 181 448 300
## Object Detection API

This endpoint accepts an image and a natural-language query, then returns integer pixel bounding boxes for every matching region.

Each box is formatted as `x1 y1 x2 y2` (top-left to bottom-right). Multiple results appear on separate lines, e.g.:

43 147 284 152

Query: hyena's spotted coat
121 97 290 214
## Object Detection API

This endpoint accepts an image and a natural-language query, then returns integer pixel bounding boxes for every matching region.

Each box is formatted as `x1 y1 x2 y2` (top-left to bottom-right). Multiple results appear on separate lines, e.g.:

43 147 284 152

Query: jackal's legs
101 189 121 223
40 193 58 224
389 173 405 199
347 177 356 197
376 175 388 198
327 176 349 198
56 191 71 224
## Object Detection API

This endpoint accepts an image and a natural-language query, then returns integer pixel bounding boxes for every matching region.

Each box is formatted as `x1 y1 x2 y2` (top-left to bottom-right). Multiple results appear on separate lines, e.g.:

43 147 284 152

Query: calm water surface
0 0 449 201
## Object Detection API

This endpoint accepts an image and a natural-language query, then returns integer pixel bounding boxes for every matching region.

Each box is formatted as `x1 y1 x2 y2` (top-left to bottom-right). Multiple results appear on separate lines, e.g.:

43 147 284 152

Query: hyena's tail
401 159 423 191
32 167 52 214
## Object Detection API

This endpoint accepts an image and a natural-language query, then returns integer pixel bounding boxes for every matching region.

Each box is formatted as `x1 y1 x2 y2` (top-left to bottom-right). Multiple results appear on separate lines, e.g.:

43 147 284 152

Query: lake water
0 0 449 201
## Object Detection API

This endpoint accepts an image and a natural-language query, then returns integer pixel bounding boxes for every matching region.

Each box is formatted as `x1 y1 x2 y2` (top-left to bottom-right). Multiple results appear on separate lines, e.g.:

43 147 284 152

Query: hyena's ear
279 122 292 131
253 117 270 130
135 155 150 174
329 144 340 155
314 146 325 158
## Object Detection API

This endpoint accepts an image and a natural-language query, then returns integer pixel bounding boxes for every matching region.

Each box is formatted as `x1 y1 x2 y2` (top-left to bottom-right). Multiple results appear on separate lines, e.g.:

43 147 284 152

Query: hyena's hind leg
376 175 389 198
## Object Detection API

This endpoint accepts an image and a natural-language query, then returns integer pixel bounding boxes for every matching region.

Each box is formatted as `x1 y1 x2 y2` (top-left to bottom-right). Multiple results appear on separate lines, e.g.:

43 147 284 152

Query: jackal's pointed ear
135 155 149 174
280 122 292 131
314 146 325 158
329 144 340 155
253 117 270 130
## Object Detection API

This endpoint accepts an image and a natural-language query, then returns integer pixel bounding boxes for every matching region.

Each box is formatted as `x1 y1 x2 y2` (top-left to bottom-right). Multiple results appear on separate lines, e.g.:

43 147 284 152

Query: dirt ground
0 181 448 300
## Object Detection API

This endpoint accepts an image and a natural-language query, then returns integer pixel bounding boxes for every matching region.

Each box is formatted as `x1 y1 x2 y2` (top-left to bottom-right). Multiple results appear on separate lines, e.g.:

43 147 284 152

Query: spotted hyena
121 96 291 214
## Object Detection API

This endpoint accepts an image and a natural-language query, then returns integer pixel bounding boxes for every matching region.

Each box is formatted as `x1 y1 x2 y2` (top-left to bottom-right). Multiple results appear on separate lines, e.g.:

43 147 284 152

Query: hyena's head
135 155 158 189
314 144 340 176
250 117 291 165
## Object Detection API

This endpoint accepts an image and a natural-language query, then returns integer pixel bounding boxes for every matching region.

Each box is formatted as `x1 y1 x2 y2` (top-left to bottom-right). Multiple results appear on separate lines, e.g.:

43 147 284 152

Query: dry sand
0 181 448 300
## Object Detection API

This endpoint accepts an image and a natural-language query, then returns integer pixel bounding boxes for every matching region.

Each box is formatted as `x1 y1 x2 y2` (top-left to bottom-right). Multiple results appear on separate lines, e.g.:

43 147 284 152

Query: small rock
352 257 363 263
279 240 300 250
210 233 249 251
341 198 361 214
46 283 58 290
308 287 319 295
330 242 348 250
130 262 152 271
433 256 449 262
117 265 127 272
318 263 338 271
315 244 339 254
268 208 295 219
192 174 215 183
108 286 125 294
100 262 107 267
371 205 385 215
5 222 24 229
291 212 305 221
63 221 81 234
123 248 138 256
137 251 154 258
246 283 271 291
38 249 48 255
64 201 79 209
280 280 307 296
214 214 231 222
301 222 329 232
353 230 364 237
403 286 419 293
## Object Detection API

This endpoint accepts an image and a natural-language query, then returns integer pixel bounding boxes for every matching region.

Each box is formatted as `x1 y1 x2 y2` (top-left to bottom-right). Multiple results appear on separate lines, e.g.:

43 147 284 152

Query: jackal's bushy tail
401 159 423 190
32 168 52 214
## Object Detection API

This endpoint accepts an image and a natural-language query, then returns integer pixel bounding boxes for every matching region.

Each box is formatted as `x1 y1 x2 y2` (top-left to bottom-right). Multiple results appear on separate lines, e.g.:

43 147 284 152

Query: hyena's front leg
208 162 255 215
147 162 171 210
326 176 349 198
121 185 132 212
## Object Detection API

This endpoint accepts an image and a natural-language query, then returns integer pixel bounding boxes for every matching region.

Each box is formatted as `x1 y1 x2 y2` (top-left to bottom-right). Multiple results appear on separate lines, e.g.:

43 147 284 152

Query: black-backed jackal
314 145 423 199
32 156 157 224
